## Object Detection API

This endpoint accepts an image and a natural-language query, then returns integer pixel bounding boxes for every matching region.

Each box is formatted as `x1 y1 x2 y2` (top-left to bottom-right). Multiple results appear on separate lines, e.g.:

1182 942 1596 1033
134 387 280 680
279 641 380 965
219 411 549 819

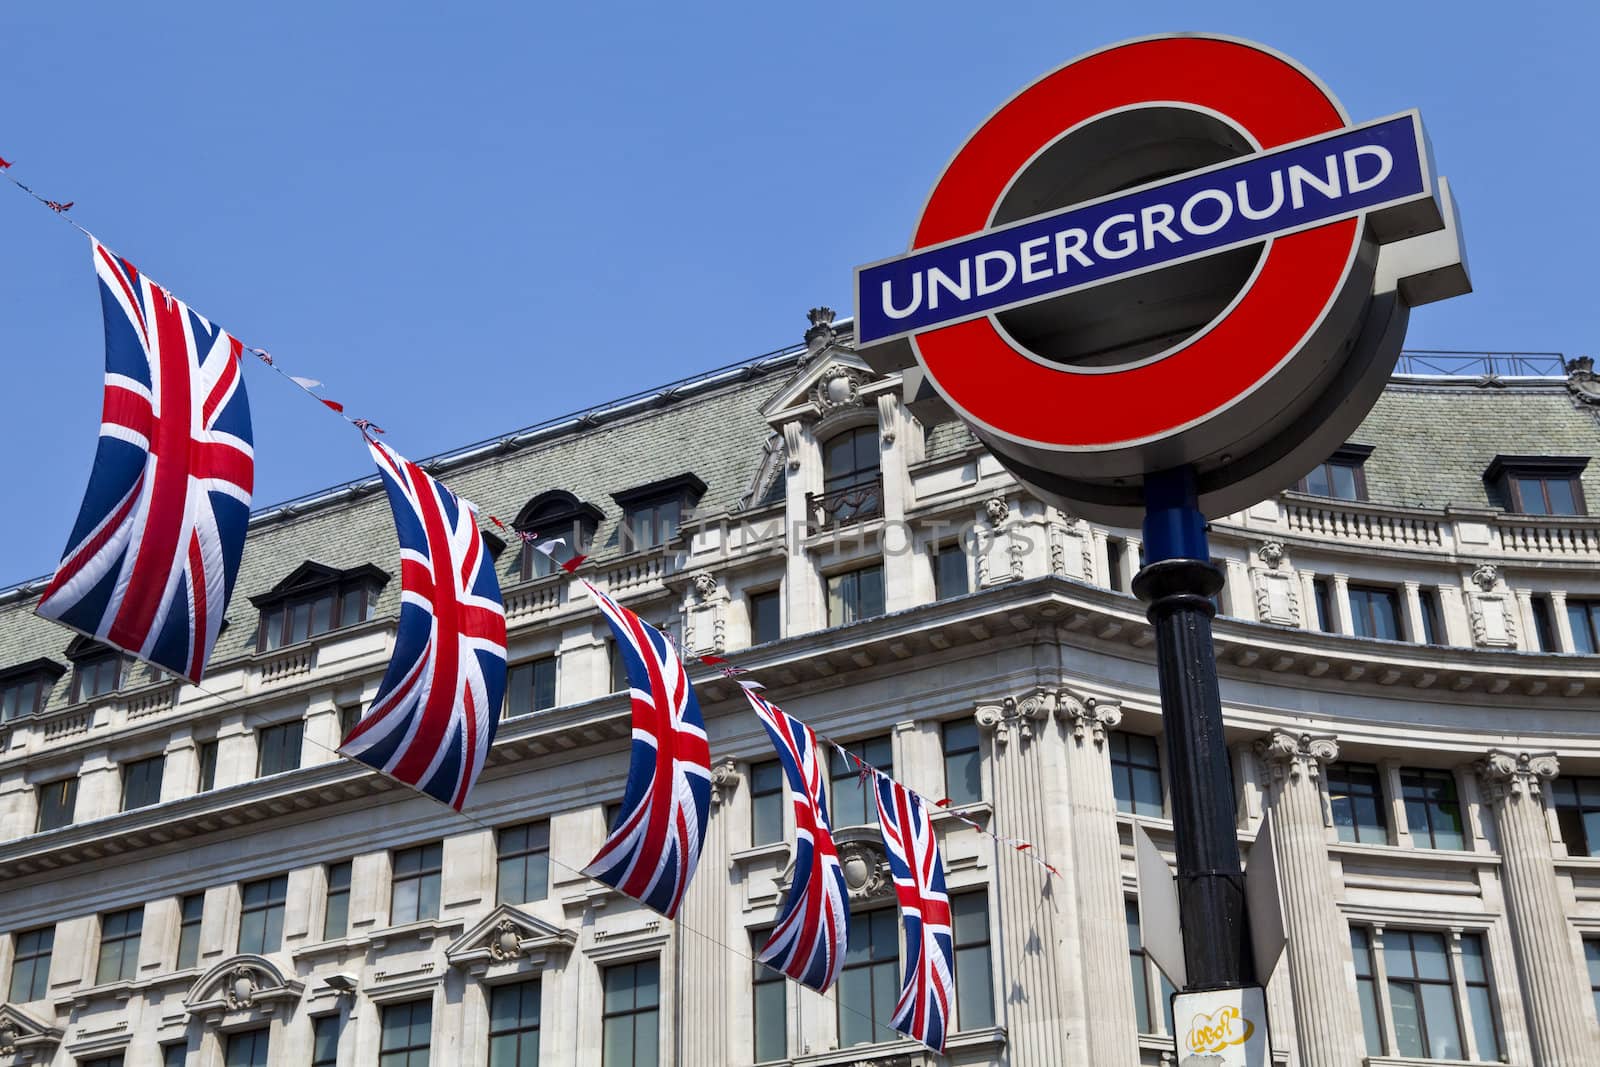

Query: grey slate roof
0 357 1594 715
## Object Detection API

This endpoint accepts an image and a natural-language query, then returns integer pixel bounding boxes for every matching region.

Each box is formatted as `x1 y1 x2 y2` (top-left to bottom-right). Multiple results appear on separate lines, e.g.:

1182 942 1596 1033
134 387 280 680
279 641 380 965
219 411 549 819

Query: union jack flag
340 441 507 810
581 581 711 918
875 774 955 1052
38 240 253 683
745 690 849 992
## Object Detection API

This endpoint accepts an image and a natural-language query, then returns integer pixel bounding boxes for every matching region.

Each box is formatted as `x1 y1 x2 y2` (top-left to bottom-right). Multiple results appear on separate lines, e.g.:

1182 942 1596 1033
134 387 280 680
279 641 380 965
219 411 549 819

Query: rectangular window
339 704 362 739
1327 762 1388 844
942 719 983 807
750 589 781 645
1587 940 1600 1027
238 874 289 954
1298 454 1368 501
828 735 892 828
121 754 166 811
1110 731 1164 817
1126 899 1175 1035
381 999 433 1067
257 720 304 776
73 653 121 703
163 1043 187 1067
1349 584 1403 641
839 908 899 1045
1568 599 1600 655
312 1016 341 1067
608 640 628 693
1554 776 1600 858
0 675 44 721
1383 929 1463 1059
505 657 558 719
826 563 886 627
324 861 352 940
1531 595 1559 652
933 543 969 600
749 760 785 847
752 931 786 1062
259 581 375 652
1312 577 1334 632
497 823 551 905
8 925 53 1002
623 499 681 552
36 776 78 832
1350 927 1384 1056
83 1057 126 1067
96 905 143 984
1506 471 1586 515
489 979 541 1067
177 894 204 969
1459 933 1501 1061
391 842 443 925
1106 538 1126 592
1417 588 1442 645
952 892 994 1030
197 740 218 792
1401 769 1466 850
602 959 660 1066
225 1028 270 1067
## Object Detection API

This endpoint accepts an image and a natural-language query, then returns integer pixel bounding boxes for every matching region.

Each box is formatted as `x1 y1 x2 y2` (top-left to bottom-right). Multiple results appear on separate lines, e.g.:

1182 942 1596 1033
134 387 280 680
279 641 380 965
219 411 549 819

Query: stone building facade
1 322 1598 1067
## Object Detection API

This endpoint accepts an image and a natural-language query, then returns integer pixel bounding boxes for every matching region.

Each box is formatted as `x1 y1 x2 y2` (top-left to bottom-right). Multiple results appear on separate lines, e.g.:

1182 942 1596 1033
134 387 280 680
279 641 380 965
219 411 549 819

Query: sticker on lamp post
1173 986 1270 1067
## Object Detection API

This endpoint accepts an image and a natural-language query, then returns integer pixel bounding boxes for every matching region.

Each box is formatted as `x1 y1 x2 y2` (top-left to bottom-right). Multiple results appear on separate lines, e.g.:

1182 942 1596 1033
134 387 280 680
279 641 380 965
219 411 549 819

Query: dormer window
252 562 389 652
514 491 603 579
814 425 882 523
1295 444 1372 501
613 474 707 554
66 638 121 704
1485 455 1588 516
0 658 64 721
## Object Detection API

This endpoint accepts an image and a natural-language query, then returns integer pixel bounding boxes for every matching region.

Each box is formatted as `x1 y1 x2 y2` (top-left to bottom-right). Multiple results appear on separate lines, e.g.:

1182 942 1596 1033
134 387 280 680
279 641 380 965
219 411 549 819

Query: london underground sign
855 35 1469 524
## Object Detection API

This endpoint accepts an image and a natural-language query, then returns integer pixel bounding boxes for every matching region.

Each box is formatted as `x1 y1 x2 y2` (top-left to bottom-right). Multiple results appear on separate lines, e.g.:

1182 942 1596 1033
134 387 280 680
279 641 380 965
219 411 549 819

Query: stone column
1254 730 1365 1067
1330 574 1354 635
1475 751 1599 1065
1550 591 1576 653
678 759 739 1067
975 690 1092 1064
1057 694 1143 1065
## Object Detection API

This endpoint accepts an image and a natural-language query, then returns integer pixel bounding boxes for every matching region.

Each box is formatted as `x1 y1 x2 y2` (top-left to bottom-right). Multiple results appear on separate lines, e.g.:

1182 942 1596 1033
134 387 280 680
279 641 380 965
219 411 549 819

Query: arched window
515 491 602 580
815 426 882 523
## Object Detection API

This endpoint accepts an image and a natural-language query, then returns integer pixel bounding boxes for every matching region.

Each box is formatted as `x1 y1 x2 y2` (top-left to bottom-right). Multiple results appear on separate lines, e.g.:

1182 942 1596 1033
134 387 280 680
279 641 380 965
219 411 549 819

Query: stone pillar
1550 591 1576 653
0 771 36 841
975 690 1090 1064
1475 751 1600 1065
1254 730 1366 1067
1330 574 1354 635
1402 581 1427 643
678 759 739 1067
1058 695 1143 1064
161 730 199 803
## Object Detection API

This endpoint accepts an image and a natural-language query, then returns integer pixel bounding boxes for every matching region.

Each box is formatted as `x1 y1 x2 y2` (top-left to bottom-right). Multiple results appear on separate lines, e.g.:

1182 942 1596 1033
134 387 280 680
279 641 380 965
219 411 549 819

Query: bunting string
698 657 1064 880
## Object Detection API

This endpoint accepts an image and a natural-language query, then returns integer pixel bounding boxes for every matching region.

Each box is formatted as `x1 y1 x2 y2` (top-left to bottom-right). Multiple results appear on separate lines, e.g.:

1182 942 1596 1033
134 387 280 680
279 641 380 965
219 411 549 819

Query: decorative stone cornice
710 757 742 807
0 1004 63 1061
1254 729 1339 783
1475 749 1560 804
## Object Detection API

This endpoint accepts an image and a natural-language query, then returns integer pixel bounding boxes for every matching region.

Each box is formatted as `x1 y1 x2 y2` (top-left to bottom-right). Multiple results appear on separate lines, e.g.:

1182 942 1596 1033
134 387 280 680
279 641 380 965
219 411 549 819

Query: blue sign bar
856 114 1431 345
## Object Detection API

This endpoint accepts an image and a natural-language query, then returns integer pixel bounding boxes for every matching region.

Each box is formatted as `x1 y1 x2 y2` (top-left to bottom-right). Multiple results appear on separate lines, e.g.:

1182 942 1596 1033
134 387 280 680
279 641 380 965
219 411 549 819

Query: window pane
602 1017 632 1066
533 658 557 711
313 1017 340 1066
1330 463 1358 500
753 976 786 1061
1516 476 1549 514
506 662 532 719
1389 981 1424 1057
1419 980 1463 1059
1546 477 1578 516
1467 984 1500 1061
1570 602 1598 654
1304 464 1331 496
750 591 781 644
935 545 969 600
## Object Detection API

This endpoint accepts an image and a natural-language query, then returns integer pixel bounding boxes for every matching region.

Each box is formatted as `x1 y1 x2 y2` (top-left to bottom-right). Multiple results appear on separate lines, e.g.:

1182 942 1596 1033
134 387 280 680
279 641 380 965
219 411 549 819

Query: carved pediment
184 954 304 1025
445 904 578 972
0 1003 63 1061
761 350 881 424
831 827 894 904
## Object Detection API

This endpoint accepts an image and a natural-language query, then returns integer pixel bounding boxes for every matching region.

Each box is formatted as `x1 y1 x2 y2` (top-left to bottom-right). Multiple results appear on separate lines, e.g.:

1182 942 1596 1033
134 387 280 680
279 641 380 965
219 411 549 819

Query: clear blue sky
1 3 1594 582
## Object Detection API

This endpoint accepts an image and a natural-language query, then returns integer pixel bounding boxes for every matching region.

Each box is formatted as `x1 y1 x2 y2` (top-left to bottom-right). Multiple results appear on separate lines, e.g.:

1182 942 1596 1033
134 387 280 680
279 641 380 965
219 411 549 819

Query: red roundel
909 36 1361 452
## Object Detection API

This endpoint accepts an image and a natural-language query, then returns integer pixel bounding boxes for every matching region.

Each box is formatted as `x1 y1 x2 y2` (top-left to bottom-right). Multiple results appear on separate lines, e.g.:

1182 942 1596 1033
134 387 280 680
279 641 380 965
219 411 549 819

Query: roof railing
1393 350 1569 378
